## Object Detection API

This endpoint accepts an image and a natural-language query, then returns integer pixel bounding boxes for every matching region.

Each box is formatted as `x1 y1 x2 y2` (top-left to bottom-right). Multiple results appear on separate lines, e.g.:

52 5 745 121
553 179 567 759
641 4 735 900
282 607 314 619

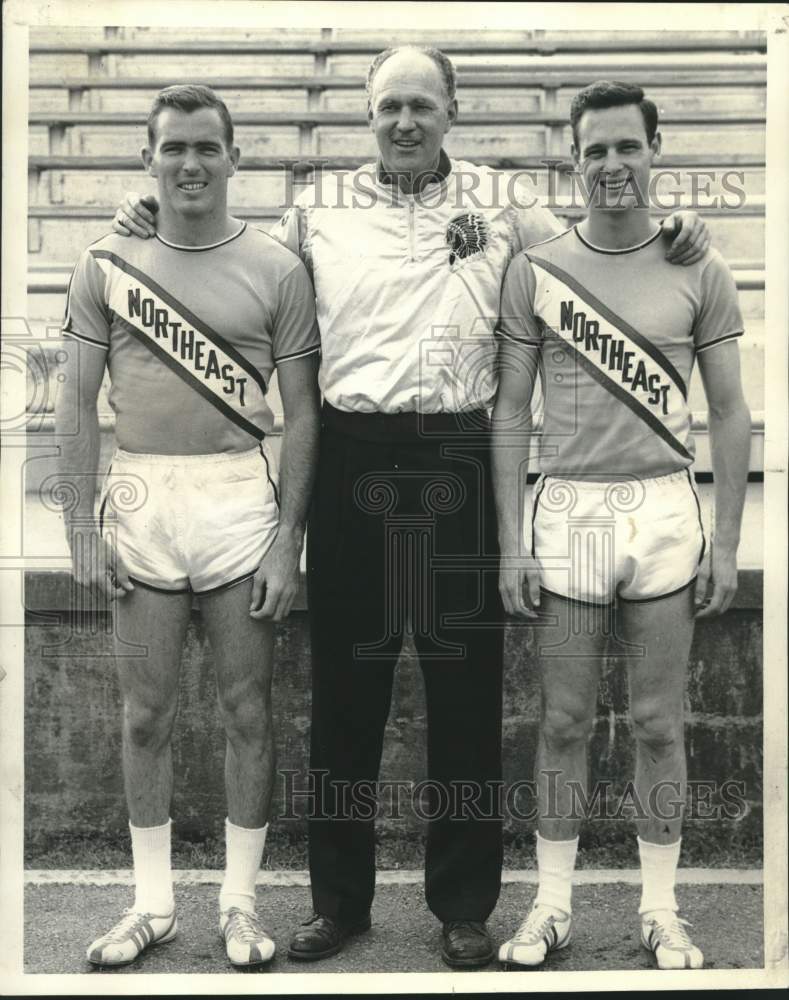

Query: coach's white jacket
272 157 561 414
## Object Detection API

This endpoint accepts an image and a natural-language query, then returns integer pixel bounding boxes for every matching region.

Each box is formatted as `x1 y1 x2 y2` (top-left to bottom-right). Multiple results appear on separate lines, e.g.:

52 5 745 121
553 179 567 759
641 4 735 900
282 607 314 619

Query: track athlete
492 80 750 971
110 53 711 969
56 85 320 968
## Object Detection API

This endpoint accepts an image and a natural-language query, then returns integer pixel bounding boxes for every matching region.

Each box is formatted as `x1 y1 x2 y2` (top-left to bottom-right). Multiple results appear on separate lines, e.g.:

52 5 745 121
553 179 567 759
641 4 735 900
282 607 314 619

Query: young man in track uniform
56 85 320 969
111 51 710 968
492 81 750 971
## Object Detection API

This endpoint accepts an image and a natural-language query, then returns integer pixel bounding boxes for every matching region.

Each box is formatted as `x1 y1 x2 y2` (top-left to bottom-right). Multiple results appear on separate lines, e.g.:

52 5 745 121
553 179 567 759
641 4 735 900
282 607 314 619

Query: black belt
321 402 491 444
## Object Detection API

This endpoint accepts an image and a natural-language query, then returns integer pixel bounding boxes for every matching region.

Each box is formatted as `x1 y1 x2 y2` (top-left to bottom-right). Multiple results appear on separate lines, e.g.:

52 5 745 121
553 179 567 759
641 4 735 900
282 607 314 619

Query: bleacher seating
24 27 766 570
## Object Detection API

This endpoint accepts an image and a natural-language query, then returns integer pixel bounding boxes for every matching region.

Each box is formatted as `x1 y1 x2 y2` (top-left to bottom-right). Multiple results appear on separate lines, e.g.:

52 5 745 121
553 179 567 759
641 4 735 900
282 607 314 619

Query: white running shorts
98 444 280 594
528 470 705 605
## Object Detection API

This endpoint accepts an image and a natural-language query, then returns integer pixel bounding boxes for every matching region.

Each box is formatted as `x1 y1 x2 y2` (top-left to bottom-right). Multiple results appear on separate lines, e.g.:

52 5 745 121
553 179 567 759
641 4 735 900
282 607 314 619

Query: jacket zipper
407 200 416 261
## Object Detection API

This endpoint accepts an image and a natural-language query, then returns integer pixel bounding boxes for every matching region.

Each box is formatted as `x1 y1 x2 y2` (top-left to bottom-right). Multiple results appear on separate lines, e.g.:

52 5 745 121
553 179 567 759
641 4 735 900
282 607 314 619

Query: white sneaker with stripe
641 910 704 969
220 907 276 966
86 908 177 965
498 904 572 968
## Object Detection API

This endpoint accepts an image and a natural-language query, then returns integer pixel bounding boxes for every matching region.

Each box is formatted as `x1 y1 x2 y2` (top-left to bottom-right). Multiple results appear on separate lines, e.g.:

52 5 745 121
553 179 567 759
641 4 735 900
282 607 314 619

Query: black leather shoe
441 920 494 968
287 912 372 961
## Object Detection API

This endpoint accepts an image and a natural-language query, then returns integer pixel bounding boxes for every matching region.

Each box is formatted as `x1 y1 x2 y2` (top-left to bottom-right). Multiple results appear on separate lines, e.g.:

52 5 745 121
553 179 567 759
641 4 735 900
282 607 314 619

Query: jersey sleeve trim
62 328 109 350
524 227 570 254
274 344 321 364
695 330 744 354
495 329 541 347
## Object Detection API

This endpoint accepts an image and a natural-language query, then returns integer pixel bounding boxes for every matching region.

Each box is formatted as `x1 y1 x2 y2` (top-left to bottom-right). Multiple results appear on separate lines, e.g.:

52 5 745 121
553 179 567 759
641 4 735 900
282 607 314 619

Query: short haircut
147 84 234 149
570 80 659 147
365 46 457 105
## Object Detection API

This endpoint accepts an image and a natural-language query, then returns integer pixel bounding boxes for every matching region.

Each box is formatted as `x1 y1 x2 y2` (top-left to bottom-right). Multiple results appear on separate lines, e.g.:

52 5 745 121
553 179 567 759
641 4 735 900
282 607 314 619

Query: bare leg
200 578 276 935
497 591 608 964
536 592 609 841
114 586 192 826
620 586 696 844
200 579 275 829
619 586 703 966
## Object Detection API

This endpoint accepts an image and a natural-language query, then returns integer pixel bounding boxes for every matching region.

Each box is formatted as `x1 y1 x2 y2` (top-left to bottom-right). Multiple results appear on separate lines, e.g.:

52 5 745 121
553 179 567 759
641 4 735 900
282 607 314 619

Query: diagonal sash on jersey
91 250 268 441
528 254 693 462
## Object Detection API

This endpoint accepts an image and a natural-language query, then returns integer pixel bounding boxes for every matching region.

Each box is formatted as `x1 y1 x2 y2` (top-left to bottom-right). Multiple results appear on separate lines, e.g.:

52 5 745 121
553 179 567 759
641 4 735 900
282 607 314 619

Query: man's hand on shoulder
694 539 738 618
249 529 302 623
69 528 135 601
662 211 711 266
112 193 159 238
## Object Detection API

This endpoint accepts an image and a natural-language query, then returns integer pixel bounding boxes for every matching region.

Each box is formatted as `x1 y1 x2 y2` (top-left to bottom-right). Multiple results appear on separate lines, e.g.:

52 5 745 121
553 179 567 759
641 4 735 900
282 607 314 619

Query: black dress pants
306 405 504 923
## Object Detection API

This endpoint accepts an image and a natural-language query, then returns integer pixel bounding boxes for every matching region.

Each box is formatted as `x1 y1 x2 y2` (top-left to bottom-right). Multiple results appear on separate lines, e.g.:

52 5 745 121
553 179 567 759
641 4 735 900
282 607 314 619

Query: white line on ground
24 868 763 887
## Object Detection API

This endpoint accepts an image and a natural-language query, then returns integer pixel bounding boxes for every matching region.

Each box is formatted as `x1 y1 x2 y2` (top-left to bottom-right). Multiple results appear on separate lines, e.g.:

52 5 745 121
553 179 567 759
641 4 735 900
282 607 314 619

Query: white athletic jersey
63 224 320 454
272 155 562 414
497 226 744 478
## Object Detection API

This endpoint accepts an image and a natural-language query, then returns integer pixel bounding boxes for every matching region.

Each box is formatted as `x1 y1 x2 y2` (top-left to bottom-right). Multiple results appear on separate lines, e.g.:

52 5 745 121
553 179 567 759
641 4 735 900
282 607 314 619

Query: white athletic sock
130 818 174 914
638 836 681 915
219 818 268 915
534 831 578 916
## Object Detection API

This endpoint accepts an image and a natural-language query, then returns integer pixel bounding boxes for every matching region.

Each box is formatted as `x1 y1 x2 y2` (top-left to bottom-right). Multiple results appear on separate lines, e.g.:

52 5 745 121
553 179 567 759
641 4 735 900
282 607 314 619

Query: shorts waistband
114 446 263 465
321 402 491 443
541 469 692 490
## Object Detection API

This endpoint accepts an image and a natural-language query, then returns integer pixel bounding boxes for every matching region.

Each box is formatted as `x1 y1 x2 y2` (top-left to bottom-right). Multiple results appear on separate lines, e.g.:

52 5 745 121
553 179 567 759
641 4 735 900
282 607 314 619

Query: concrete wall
25 570 762 853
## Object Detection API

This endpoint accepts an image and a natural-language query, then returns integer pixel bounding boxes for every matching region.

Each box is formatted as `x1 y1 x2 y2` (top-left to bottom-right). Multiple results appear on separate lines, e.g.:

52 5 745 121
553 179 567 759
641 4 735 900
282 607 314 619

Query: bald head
366 46 456 106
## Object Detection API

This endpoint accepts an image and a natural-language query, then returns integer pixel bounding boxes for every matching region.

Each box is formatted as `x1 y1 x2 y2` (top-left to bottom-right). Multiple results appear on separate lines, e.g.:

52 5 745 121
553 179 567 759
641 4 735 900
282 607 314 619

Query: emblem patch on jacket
446 213 490 267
